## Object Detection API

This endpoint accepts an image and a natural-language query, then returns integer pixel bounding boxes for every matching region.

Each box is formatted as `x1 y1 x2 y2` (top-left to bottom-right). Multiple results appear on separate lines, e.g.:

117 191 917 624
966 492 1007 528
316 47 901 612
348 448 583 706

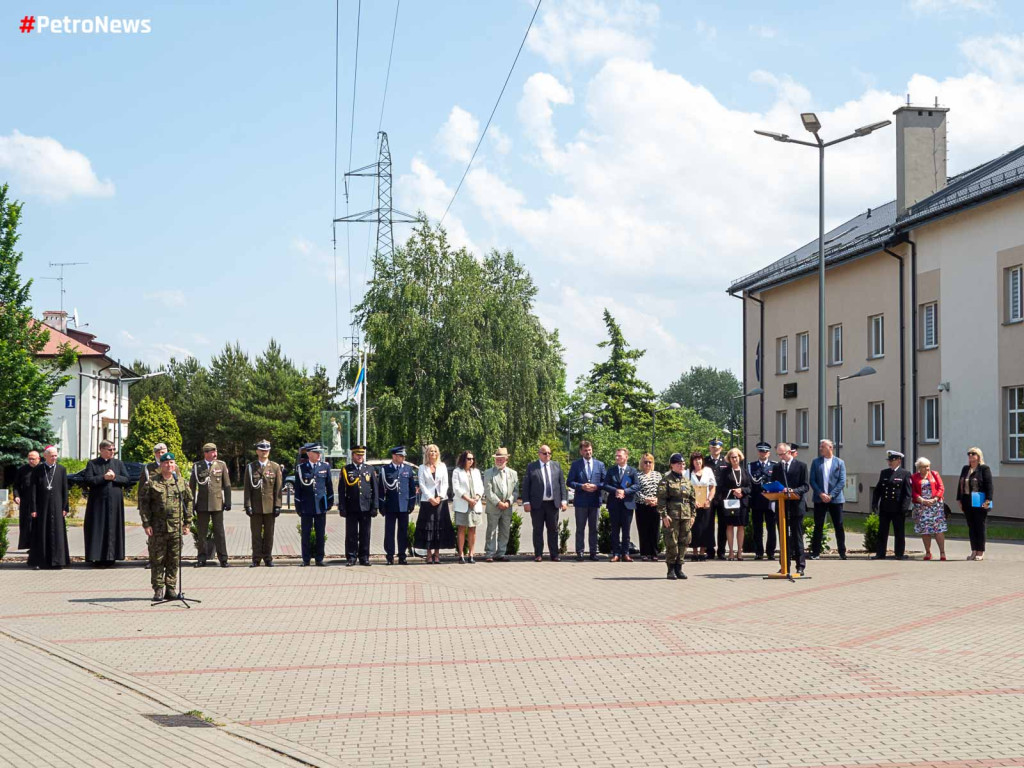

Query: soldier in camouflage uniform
657 452 696 581
137 442 167 569
140 452 192 601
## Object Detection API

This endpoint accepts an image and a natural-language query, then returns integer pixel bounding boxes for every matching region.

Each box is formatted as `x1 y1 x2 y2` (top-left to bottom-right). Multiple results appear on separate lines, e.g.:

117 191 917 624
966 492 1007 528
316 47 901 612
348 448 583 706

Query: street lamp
755 114 891 450
651 402 681 454
729 387 764 448
80 366 167 454
834 365 876 457
564 411 595 452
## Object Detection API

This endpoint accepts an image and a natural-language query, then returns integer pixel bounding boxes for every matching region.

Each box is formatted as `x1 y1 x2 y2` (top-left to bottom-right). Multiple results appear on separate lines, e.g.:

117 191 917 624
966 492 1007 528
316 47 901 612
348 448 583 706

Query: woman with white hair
956 446 994 561
911 456 947 561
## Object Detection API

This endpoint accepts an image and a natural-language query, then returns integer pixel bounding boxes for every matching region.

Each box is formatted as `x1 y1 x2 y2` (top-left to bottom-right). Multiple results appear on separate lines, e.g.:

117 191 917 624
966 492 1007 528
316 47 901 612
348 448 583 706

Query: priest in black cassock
82 439 130 565
28 446 70 569
13 449 41 550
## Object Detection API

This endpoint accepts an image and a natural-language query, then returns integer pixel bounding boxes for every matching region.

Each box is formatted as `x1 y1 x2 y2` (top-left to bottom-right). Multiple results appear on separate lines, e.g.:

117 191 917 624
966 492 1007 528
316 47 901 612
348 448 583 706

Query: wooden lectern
762 491 810 580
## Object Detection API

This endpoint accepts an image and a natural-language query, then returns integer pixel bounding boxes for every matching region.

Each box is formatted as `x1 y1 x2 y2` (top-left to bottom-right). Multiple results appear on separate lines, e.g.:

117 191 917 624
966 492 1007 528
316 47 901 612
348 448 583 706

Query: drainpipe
908 236 918 458
77 359 84 460
883 246 907 461
730 291 748 449
747 293 766 441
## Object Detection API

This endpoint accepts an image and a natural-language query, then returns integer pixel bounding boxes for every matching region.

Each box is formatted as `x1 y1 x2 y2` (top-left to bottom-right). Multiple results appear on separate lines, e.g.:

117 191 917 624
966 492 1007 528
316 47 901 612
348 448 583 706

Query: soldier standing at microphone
140 453 191 602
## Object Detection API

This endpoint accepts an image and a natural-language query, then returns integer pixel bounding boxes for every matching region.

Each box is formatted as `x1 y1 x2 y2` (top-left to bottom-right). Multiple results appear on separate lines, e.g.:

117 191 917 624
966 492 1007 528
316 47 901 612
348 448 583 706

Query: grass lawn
843 512 1024 542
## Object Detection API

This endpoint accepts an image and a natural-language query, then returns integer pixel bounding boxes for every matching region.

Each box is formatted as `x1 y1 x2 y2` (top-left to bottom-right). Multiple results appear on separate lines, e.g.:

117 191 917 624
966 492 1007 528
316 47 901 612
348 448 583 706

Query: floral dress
913 475 947 534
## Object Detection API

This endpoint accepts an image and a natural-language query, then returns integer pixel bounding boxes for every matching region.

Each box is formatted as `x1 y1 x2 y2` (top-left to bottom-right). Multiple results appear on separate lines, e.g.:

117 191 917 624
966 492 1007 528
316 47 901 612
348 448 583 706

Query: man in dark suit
521 444 568 561
770 442 809 575
809 438 847 559
566 440 606 561
748 441 777 560
871 450 912 560
377 446 418 565
602 447 638 562
704 439 729 559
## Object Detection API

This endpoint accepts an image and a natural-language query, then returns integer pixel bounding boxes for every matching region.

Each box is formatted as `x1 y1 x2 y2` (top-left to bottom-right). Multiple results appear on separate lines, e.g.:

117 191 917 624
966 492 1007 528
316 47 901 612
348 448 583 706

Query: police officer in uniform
294 444 334 566
704 439 729 559
189 442 232 567
139 453 191 602
340 445 379 566
244 439 284 567
748 441 777 561
377 446 418 565
871 450 913 560
657 452 696 580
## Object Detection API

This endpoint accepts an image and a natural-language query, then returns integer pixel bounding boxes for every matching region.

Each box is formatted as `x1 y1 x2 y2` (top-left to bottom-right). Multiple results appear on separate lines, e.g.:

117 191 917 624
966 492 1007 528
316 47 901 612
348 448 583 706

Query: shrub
294 518 326 546
862 512 880 553
0 517 8 561
508 510 522 555
407 520 416 555
558 518 570 554
802 514 831 551
59 458 87 518
597 507 610 554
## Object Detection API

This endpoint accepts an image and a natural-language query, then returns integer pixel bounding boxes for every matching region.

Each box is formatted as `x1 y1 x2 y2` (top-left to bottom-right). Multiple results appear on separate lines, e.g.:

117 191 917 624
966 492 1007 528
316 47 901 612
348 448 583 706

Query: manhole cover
143 714 216 728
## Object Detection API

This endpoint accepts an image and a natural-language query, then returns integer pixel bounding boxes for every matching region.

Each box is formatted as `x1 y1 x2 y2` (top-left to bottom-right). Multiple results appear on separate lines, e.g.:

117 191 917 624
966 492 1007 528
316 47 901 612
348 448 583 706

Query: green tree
585 310 657 433
661 365 742 428
356 218 564 465
0 185 76 468
121 396 183 463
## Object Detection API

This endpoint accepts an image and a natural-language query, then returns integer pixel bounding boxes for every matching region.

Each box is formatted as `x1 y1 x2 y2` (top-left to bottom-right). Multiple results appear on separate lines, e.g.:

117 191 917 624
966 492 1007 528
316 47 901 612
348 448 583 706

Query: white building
37 311 133 460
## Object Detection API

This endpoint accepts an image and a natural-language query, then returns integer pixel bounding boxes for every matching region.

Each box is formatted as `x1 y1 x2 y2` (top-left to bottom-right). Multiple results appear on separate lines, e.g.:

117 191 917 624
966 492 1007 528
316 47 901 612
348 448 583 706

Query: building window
1007 386 1024 461
776 336 788 374
776 410 788 444
829 324 843 365
869 314 884 359
869 401 885 445
795 408 809 446
922 396 940 442
828 405 843 446
920 302 938 349
797 332 809 371
1007 266 1023 324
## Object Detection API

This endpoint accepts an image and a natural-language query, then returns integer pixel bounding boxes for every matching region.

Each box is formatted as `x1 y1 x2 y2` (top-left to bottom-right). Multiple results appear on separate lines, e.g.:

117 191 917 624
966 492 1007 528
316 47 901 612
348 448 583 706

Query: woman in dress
956 446 994 561
911 456 947 561
452 450 484 564
718 448 752 560
685 451 717 561
414 444 456 563
633 452 662 561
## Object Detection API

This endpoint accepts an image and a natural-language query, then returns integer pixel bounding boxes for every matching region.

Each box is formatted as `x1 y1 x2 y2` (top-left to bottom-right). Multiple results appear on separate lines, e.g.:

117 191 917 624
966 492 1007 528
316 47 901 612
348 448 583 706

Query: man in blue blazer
603 447 638 562
522 444 568 561
809 438 847 559
567 440 606 561
377 446 418 565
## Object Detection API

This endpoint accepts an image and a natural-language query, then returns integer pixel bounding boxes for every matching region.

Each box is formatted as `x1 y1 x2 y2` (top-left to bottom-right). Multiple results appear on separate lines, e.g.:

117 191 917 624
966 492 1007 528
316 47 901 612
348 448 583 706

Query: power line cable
331 0 342 358
346 0 363 335
377 0 401 133
440 0 541 224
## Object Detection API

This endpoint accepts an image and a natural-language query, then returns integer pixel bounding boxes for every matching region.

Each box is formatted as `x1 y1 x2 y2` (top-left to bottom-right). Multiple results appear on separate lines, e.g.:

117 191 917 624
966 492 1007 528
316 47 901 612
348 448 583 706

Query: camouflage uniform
657 470 696 574
140 473 192 593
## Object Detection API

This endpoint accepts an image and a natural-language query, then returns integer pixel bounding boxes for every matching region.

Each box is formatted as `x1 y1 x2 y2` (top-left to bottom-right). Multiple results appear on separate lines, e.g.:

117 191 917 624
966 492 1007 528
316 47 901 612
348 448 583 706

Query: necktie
543 463 552 498
586 460 592 481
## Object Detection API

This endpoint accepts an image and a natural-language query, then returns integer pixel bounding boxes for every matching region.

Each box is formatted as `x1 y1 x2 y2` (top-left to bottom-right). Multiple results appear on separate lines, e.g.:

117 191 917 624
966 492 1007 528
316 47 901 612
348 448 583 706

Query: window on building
921 302 938 349
797 332 809 371
1007 266 1023 324
829 324 843 365
828 405 843 446
869 401 885 445
795 408 809 446
922 396 940 442
869 314 884 359
776 410 788 444
776 336 788 374
1007 386 1024 461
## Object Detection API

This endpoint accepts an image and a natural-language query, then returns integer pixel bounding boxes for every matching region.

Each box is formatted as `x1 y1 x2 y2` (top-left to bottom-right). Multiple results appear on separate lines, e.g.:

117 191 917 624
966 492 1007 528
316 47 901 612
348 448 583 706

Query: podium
762 491 810 580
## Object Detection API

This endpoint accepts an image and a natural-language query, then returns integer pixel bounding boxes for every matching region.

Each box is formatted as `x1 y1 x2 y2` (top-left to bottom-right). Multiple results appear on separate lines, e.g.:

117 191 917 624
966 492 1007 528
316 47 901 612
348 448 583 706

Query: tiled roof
728 141 1024 295
36 322 106 356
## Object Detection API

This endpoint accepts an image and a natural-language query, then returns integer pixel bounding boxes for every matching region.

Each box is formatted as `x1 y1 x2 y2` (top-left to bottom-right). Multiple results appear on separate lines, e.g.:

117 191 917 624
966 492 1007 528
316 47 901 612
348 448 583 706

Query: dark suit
522 460 566 558
748 459 776 558
770 459 809 570
956 463 994 553
871 467 912 558
294 460 334 564
603 464 638 557
377 462 418 562
567 456 606 556
704 453 729 558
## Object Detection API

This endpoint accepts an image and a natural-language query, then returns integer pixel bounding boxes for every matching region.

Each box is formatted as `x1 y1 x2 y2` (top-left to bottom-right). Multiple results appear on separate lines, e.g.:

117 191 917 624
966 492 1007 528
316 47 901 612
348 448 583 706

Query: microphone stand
153 472 202 609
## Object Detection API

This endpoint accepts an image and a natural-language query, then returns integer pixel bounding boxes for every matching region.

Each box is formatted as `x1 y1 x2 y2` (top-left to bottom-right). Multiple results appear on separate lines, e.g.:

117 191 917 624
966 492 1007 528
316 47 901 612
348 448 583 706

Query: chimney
894 104 949 215
42 310 68 333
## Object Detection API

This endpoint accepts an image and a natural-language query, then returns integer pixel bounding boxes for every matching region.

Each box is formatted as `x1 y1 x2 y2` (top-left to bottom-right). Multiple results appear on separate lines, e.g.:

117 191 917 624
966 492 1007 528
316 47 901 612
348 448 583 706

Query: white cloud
291 236 347 285
0 130 114 201
437 106 479 163
396 158 479 254
118 330 191 365
490 125 512 155
749 24 777 39
909 0 994 13
517 73 575 167
960 34 1024 82
143 289 187 308
695 19 717 43
526 0 659 68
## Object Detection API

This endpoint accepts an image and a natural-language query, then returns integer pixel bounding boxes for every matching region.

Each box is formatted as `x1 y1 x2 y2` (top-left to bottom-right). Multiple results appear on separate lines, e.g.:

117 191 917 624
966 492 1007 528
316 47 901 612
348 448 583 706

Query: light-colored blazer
483 466 519 514
418 462 449 502
452 467 484 514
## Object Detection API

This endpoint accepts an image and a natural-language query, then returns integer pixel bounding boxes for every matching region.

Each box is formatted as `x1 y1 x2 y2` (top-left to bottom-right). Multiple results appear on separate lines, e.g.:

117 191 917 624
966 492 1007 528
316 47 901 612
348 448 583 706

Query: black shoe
674 563 685 580
716 555 727 561
589 554 599 561
810 555 821 560
767 553 776 560
195 559 206 568
398 557 408 565
386 556 394 565
315 561 326 567
153 588 164 601
265 559 274 567
754 555 764 561
220 561 229 568
301 561 309 566
164 587 175 600
359 559 371 566
666 564 677 580
870 554 885 560
797 566 806 575
899 555 910 560
839 552 847 560
550 556 560 562
346 558 356 567
467 557 475 564
576 552 584 561
250 561 260 568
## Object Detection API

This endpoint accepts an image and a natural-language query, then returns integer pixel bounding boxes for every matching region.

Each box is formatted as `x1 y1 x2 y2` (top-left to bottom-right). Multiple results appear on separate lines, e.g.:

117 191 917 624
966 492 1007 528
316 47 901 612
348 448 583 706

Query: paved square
1 520 1023 767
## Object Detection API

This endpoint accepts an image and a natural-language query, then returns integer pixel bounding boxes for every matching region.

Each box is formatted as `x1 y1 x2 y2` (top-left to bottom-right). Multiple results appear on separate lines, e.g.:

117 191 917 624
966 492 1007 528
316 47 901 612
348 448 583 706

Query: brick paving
1 512 1022 767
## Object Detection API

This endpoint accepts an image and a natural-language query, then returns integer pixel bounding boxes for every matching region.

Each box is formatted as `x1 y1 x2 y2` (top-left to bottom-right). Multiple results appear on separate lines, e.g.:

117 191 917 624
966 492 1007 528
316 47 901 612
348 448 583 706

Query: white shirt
686 467 717 486
822 457 833 488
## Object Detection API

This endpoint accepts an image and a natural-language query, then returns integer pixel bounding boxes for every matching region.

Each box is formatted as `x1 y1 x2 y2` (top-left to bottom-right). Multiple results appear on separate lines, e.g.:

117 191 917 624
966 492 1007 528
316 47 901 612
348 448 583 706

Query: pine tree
121 396 183 463
586 309 657 432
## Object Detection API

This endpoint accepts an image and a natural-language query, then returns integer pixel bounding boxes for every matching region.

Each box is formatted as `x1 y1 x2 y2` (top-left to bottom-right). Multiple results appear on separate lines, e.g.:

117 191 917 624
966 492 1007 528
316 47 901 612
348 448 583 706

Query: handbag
723 498 741 509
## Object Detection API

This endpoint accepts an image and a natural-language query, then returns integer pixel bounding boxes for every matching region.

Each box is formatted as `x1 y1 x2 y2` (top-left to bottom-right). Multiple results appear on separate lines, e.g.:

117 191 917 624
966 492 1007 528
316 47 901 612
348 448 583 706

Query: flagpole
362 348 368 447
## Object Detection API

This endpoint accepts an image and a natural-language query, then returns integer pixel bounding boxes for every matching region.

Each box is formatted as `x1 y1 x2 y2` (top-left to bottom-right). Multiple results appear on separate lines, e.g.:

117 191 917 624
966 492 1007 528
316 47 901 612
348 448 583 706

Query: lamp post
755 115 891 450
564 412 595 453
835 365 876 457
80 366 167 454
729 387 764 449
651 402 681 454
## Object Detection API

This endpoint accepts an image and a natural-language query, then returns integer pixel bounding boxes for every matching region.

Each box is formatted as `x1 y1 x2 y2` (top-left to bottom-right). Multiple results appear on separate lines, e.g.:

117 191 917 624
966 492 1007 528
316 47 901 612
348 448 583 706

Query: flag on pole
352 362 366 400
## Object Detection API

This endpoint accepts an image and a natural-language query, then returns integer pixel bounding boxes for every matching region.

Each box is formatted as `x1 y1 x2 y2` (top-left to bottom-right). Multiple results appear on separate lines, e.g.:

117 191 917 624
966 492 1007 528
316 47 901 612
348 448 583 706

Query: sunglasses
642 459 653 464
539 451 551 455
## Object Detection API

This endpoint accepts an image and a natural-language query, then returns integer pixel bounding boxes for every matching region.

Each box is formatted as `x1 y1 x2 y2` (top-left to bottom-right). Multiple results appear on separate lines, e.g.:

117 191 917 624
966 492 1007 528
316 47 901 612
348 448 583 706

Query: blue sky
4 0 1023 391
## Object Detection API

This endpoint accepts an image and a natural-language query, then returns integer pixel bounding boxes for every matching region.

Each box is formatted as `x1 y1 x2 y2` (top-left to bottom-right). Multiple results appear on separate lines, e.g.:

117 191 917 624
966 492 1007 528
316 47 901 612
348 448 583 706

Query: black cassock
29 462 70 568
14 463 35 550
82 457 130 562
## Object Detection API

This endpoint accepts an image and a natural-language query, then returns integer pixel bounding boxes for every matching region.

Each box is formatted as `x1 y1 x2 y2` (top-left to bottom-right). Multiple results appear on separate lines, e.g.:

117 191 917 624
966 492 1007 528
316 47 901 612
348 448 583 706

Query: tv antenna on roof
45 261 89 314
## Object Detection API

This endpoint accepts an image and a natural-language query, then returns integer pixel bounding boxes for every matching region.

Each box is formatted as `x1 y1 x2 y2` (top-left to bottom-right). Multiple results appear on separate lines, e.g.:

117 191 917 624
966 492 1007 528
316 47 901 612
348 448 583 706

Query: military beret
159 452 175 463
709 439 724 447
756 442 772 451
255 440 271 450
390 446 406 456
202 442 217 453
669 452 685 464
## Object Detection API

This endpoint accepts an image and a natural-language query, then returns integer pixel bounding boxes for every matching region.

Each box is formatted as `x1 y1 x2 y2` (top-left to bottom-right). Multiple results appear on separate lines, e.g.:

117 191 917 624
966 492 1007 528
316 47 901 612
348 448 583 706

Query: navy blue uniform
339 461 379 564
748 458 777 559
294 460 334 564
377 462 418 563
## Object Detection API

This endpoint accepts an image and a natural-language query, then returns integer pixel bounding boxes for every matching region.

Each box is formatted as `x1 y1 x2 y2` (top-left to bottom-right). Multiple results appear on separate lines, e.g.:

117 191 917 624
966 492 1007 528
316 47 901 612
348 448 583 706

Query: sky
4 0 1024 392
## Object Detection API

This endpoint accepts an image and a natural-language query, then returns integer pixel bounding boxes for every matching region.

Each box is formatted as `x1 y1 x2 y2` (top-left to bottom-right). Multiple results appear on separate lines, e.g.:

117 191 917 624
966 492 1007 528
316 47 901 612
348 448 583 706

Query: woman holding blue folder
956 447 994 561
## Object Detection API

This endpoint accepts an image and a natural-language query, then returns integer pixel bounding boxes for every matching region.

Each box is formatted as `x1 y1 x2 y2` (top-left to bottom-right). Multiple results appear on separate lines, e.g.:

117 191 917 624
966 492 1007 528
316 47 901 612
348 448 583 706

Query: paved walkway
2 504 1023 767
